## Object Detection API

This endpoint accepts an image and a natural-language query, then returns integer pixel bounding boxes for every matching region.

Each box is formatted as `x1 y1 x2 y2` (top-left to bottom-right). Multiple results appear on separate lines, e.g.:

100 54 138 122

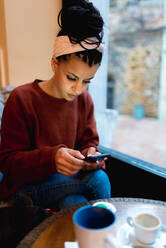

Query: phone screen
83 153 111 162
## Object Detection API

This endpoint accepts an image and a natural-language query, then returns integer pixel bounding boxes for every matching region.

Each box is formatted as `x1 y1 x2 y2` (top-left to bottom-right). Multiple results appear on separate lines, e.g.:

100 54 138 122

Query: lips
68 94 77 99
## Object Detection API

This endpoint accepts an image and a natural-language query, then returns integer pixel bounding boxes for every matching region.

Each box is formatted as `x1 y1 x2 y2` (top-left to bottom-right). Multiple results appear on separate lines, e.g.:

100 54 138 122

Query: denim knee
84 169 111 200
59 194 88 209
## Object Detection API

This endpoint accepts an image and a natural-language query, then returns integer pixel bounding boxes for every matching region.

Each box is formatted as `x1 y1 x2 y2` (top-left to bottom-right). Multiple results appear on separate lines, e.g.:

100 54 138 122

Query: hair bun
58 0 104 43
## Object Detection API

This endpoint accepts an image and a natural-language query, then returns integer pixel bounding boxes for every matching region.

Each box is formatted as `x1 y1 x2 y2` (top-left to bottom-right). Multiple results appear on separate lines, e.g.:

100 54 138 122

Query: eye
83 80 90 84
67 75 76 81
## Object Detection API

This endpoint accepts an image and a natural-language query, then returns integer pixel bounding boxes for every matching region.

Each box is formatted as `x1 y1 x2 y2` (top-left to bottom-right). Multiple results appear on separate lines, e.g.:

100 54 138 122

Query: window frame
62 0 165 171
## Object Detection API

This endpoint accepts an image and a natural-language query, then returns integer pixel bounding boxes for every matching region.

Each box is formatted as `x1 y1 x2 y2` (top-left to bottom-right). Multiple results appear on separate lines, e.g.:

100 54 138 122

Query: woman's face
52 54 99 101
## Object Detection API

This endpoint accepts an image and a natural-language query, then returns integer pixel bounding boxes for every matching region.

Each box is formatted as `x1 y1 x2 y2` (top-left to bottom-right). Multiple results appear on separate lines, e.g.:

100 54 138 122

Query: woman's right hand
55 147 85 176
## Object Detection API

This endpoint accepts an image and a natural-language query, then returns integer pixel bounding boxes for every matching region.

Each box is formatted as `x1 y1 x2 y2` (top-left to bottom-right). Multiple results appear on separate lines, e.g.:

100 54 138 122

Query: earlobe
51 56 58 73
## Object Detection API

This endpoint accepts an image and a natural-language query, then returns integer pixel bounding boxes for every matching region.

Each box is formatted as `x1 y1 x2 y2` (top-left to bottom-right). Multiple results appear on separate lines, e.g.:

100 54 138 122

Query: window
91 0 166 168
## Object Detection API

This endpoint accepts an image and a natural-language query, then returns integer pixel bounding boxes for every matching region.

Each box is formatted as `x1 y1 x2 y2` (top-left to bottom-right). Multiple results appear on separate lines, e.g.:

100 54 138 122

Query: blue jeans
10 169 111 210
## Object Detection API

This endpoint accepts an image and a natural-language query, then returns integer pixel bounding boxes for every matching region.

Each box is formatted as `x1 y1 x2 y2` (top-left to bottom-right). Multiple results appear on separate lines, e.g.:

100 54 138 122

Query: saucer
116 223 166 247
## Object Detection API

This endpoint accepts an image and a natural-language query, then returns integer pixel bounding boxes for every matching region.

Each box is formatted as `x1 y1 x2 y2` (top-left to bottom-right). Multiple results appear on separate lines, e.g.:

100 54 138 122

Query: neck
39 76 59 98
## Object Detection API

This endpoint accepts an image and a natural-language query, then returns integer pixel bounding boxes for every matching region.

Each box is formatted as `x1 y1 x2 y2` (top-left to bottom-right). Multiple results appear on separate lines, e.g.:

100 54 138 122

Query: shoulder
10 81 36 97
6 80 41 103
3 81 40 114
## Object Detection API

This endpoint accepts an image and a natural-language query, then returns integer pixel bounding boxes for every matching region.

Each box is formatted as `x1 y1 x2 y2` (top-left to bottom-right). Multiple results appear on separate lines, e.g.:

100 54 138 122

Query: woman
0 0 111 209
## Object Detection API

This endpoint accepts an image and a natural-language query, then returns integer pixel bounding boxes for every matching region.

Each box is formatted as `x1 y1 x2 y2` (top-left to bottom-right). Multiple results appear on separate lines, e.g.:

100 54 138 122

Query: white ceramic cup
127 213 163 244
73 205 117 248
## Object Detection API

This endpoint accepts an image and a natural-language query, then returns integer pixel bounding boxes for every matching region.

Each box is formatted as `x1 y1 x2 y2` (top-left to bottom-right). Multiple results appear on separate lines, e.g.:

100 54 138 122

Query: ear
51 56 59 73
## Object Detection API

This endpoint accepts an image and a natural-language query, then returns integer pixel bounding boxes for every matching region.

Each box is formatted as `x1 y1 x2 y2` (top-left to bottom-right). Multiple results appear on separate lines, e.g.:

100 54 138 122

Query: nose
72 81 83 95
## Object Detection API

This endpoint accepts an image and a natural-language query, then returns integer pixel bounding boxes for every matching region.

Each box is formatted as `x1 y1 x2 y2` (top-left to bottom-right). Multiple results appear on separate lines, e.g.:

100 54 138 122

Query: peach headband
53 35 104 58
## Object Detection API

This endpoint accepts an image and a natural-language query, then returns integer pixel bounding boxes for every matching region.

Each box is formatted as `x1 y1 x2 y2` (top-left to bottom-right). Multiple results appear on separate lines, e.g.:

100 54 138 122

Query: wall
4 0 62 86
0 0 9 86
108 1 164 118
88 0 110 112
159 1 166 121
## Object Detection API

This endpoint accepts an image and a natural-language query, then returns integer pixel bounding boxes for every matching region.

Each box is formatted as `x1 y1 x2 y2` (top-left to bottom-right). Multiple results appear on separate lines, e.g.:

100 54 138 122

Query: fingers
57 157 83 176
85 147 103 171
101 163 106 170
83 160 102 171
55 147 104 176
56 148 84 166
57 165 76 176
55 147 85 176
87 147 97 156
56 159 83 176
87 147 101 157
68 149 85 160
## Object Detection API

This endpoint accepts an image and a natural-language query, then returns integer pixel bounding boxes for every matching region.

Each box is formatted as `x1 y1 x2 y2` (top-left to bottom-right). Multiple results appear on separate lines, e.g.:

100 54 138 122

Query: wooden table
17 198 166 248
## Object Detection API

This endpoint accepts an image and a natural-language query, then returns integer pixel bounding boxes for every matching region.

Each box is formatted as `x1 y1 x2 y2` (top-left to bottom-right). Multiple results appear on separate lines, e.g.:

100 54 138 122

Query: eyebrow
68 72 94 80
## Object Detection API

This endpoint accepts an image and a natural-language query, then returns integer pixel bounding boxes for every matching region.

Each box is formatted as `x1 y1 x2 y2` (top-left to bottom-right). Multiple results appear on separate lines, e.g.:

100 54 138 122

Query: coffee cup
127 213 165 244
73 205 116 248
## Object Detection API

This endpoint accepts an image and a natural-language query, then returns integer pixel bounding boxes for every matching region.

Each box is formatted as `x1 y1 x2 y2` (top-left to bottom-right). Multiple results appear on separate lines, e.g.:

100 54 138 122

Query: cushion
1 86 15 104
0 86 15 134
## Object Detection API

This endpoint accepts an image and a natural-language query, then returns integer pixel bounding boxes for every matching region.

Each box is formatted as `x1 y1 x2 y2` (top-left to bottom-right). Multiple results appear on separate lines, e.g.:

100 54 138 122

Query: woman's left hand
83 147 105 171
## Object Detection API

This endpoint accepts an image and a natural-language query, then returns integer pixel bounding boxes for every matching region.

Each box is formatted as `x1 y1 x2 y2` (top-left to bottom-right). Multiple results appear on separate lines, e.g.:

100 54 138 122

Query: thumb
87 147 97 156
68 149 85 160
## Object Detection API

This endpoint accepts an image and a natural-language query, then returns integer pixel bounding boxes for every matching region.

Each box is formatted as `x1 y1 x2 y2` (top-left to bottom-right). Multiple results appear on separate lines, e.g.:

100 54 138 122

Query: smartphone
83 153 111 162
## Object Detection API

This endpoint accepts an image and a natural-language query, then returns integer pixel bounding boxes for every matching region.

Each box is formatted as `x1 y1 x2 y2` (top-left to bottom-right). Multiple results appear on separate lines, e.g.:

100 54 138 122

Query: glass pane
107 0 166 168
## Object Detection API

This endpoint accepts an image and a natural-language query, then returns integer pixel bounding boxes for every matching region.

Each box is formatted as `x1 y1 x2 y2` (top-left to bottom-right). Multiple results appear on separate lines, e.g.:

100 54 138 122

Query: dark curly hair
56 0 104 67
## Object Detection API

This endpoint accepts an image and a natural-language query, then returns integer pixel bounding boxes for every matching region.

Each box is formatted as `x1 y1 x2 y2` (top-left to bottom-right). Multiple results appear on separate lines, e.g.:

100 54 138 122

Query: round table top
17 198 166 248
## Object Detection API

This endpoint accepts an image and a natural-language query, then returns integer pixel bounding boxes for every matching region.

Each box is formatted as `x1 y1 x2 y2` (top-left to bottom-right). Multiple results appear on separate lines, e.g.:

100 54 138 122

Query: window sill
99 145 166 178
99 145 166 201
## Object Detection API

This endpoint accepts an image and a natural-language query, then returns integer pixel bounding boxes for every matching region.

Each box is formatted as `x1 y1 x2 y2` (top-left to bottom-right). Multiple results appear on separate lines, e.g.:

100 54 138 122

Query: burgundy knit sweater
0 80 99 200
